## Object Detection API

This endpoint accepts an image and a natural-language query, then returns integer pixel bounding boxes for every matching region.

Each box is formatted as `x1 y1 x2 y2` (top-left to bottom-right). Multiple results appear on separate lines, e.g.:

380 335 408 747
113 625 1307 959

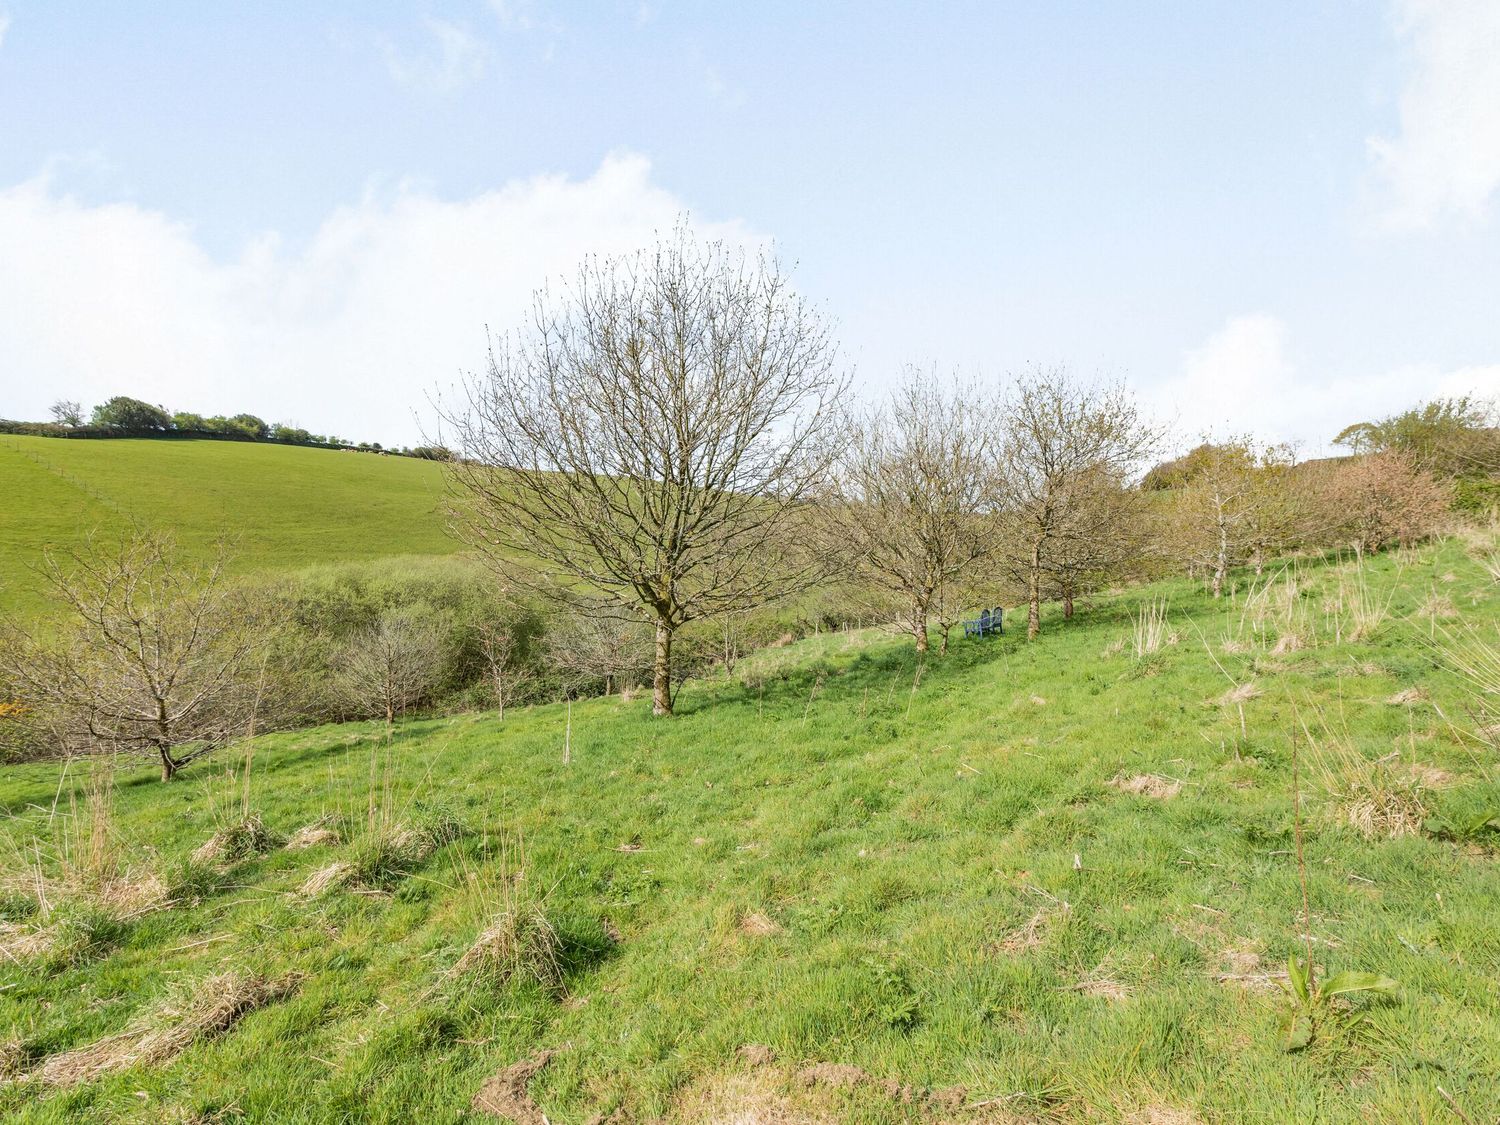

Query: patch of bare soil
1111 774 1182 800
1122 1107 1204 1125
472 1049 554 1123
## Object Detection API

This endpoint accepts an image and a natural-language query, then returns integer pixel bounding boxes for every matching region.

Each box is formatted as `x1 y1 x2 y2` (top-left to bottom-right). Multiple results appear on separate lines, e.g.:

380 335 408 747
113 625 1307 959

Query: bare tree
49 399 83 427
333 607 448 726
440 226 847 715
822 369 1002 653
1041 465 1153 618
996 368 1160 639
474 619 536 721
0 532 267 781
1171 437 1298 596
545 609 651 698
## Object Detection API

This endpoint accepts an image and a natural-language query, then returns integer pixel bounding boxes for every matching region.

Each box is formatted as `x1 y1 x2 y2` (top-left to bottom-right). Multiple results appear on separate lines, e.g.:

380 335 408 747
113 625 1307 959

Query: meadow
0 436 457 617
2 536 1498 1123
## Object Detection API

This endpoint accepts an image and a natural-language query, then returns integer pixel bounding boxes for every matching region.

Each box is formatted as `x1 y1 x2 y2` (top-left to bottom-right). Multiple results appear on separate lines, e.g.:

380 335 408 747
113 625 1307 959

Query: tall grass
1131 598 1171 657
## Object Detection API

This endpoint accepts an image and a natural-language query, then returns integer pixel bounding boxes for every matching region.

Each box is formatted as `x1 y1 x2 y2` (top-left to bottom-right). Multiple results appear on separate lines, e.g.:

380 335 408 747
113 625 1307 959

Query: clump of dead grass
1218 681 1261 706
1132 599 1170 658
739 911 782 938
1302 718 1429 839
451 905 562 990
1384 687 1426 706
284 821 341 851
299 861 357 898
191 814 280 865
22 971 298 1087
1111 774 1182 800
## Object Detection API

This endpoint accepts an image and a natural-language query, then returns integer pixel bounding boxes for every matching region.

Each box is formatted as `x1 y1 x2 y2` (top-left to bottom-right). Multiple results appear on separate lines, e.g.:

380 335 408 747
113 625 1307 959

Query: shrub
91 396 171 430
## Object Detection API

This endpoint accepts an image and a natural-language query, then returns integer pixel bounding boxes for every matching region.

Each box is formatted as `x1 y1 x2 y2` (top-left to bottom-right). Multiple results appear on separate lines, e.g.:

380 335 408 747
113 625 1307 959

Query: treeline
1 395 451 460
0 545 866 772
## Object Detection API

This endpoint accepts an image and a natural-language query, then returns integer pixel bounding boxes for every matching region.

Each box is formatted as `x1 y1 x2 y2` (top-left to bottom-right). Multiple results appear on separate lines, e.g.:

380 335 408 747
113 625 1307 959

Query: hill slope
2 539 1499 1122
0 436 457 616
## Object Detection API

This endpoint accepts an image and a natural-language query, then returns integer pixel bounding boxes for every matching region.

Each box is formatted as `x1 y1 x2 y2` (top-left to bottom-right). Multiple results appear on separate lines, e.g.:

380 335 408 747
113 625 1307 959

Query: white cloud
1150 314 1500 455
0 153 756 443
381 17 488 94
0 12 11 51
1368 0 1500 230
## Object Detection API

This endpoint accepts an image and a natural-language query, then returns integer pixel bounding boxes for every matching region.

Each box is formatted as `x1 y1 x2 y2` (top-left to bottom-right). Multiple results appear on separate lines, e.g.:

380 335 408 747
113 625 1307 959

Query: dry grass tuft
739 912 782 937
1385 687 1426 706
299 862 356 897
450 905 562 990
1111 774 1182 800
0 1037 27 1080
1132 598 1170 658
191 814 280 865
1069 970 1132 1002
0 921 55 962
1270 632 1306 655
284 821 341 851
1346 789 1427 839
1419 592 1458 623
1303 719 1429 839
27 972 298 1087
1218 682 1261 706
992 910 1051 954
670 1072 838 1125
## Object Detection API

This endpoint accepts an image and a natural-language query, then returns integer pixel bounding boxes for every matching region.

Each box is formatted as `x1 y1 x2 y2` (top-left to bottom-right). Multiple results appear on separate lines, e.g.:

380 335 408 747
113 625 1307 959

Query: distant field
3 538 1498 1121
0 437 459 616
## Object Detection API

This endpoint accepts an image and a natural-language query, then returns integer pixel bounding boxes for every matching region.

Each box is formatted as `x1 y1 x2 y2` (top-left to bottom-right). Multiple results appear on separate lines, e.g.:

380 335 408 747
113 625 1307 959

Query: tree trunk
938 627 949 656
652 620 674 716
1063 592 1075 619
159 745 178 782
1027 540 1043 640
1213 523 1229 598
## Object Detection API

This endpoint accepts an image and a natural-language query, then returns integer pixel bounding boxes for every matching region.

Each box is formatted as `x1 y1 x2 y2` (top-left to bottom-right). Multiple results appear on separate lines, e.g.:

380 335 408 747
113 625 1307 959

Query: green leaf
1286 954 1310 1005
1280 1009 1314 1052
1319 971 1399 999
1464 810 1500 835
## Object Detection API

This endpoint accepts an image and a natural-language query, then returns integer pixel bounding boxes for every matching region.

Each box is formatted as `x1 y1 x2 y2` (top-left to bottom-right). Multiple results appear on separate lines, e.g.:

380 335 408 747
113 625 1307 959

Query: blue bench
962 606 1004 638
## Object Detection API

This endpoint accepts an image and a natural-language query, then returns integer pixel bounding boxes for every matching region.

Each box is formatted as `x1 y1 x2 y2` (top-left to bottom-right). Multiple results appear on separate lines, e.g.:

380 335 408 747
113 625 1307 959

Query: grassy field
2 537 1499 1122
0 436 457 617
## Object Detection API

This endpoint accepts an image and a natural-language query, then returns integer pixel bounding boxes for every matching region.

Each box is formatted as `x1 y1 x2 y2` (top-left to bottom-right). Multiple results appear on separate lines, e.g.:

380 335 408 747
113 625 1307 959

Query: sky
1 1 1498 455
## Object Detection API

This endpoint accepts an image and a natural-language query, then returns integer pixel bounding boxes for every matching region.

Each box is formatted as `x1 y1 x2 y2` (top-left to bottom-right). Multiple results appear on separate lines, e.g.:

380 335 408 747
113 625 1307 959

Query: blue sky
2 1 1498 451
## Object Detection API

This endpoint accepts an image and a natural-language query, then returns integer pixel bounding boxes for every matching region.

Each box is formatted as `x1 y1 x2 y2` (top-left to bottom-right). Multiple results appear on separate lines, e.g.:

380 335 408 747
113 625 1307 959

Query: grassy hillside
3 538 1500 1122
0 436 457 617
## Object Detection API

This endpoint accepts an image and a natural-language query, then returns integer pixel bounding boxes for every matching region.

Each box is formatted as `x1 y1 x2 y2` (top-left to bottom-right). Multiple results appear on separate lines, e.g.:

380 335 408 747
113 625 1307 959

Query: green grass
2 539 1499 1121
0 436 457 616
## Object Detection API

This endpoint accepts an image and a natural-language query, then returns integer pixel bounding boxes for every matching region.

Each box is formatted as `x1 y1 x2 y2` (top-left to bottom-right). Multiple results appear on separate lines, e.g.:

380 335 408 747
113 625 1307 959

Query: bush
90 397 171 430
